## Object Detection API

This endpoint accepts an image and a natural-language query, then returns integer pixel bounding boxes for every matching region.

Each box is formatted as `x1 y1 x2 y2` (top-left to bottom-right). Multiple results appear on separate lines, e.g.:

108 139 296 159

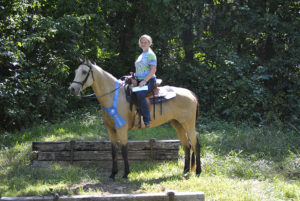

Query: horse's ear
85 56 89 62
77 57 83 64
85 56 92 66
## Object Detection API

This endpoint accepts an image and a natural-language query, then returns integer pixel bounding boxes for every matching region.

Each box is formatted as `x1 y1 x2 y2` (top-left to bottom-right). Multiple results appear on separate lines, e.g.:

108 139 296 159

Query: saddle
124 75 176 128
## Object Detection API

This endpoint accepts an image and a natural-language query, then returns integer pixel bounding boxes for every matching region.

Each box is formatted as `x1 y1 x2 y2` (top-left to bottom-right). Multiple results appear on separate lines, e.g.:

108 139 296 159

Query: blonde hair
139 34 153 46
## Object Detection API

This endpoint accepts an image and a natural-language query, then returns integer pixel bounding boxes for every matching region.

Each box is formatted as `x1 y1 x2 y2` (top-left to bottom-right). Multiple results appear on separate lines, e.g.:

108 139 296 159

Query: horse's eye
82 70 87 75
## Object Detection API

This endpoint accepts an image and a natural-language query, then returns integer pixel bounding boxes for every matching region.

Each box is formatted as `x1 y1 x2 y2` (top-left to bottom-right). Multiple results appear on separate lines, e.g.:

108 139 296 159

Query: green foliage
1 0 299 131
0 0 106 130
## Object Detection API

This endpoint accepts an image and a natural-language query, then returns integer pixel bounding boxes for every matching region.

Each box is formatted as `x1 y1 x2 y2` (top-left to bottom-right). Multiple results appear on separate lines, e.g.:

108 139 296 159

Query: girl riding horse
69 58 201 180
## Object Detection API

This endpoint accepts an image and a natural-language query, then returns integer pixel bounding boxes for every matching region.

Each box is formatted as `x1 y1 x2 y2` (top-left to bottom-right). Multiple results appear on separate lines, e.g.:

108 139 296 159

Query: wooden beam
1 191 205 201
36 150 178 161
32 140 180 152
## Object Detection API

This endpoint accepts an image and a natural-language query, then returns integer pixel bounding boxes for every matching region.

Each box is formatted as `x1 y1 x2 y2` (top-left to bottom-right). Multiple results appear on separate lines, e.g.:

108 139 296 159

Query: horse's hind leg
186 128 201 176
171 120 191 174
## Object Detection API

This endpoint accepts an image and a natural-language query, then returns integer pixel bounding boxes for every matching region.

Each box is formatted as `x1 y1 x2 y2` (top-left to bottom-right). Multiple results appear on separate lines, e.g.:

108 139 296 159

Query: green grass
0 106 299 200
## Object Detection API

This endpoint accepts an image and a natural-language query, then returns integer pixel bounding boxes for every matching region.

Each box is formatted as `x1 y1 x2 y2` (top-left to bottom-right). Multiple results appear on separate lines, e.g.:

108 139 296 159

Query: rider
134 34 157 128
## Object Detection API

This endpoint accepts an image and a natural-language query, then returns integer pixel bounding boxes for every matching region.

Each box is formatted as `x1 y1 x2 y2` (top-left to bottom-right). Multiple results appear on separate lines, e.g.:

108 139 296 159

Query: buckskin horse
69 58 201 180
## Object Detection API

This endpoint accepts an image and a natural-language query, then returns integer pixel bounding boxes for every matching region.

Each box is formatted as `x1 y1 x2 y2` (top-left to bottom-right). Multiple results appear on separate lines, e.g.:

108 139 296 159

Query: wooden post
149 138 156 160
167 190 175 201
70 140 76 164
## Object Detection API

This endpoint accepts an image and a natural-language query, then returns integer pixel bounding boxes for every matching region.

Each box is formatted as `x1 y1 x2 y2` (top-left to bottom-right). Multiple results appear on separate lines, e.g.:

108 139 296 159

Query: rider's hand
139 80 147 87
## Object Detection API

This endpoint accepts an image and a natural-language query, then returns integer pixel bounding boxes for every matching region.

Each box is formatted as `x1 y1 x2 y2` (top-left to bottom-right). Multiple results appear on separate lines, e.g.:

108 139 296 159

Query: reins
79 83 123 99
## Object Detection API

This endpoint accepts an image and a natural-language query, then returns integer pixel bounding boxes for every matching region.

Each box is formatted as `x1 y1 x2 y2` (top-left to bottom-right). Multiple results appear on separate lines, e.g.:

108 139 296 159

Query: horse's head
69 58 95 96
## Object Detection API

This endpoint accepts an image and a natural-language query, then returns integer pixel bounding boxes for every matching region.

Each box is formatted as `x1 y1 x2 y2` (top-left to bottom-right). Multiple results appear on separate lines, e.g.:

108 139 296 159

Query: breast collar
102 81 126 128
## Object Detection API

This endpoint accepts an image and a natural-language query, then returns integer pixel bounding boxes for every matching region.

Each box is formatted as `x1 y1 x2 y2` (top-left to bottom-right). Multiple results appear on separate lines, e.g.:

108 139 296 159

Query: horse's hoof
108 177 115 182
183 169 190 174
196 168 201 176
183 173 190 179
123 172 130 179
109 175 115 181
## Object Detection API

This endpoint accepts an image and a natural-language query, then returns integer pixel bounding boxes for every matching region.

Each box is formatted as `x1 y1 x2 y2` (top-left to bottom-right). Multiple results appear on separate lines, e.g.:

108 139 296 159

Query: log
32 140 180 152
36 150 178 161
1 191 205 201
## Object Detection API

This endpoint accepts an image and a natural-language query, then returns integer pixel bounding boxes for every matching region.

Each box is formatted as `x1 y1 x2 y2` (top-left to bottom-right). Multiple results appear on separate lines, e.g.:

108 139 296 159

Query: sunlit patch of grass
129 161 183 182
281 152 300 180
0 161 104 196
202 151 277 180
273 178 300 200
128 162 276 201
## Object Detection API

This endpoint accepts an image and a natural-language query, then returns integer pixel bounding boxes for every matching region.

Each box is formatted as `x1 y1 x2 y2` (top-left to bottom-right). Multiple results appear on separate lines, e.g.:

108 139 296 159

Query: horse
68 58 201 180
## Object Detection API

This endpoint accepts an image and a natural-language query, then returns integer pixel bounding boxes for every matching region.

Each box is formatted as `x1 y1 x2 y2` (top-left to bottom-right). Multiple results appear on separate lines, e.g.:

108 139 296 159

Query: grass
0 106 299 200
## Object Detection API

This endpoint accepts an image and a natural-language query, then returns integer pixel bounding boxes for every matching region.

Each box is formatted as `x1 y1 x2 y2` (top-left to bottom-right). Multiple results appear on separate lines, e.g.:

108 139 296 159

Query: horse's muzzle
69 85 80 96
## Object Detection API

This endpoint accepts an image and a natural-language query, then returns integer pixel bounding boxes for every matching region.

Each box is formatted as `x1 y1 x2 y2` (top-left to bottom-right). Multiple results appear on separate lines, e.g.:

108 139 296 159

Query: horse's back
161 86 198 123
170 86 198 105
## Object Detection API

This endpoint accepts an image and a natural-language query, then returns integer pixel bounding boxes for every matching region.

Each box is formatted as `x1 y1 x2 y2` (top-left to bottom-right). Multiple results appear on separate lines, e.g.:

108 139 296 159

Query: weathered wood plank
31 159 175 169
36 150 178 161
32 140 180 152
1 191 205 201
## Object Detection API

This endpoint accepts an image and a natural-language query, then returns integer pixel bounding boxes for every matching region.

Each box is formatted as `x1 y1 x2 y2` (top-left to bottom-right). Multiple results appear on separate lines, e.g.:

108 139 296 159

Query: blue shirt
135 49 157 80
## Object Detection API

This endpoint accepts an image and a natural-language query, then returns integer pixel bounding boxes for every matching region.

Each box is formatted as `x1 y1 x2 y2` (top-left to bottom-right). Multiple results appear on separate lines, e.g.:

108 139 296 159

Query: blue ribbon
102 81 126 128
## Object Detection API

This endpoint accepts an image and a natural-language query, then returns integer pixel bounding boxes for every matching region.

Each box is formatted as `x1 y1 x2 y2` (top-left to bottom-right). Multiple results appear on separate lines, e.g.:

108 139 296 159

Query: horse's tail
191 91 199 172
196 100 200 121
191 91 200 121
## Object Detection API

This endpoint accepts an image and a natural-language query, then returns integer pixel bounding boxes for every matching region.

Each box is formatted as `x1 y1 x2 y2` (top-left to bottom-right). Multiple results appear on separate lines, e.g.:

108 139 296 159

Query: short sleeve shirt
135 49 157 80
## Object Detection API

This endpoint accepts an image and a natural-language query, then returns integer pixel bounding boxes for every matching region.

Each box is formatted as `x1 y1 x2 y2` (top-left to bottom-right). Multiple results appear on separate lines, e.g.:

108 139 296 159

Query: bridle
72 63 95 86
71 62 122 99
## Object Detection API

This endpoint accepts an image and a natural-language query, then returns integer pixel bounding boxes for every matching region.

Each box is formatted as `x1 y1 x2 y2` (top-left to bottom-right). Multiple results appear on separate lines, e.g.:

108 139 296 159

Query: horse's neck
92 66 118 107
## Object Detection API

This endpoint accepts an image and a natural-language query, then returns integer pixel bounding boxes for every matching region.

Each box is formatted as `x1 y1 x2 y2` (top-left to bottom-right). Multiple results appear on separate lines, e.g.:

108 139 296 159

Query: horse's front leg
121 143 130 179
119 127 130 179
109 142 119 180
110 142 130 179
107 128 119 180
107 126 130 180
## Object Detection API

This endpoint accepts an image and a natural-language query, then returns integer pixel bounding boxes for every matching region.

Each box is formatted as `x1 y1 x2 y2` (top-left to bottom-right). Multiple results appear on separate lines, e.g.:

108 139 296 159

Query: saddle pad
150 86 176 104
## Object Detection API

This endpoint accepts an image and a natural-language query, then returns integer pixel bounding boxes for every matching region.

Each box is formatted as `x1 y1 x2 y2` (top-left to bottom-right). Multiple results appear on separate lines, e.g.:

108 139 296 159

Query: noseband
72 63 95 86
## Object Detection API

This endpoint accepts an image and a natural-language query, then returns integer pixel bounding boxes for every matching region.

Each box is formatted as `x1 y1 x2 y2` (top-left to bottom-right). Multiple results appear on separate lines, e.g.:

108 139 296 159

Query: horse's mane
92 63 118 82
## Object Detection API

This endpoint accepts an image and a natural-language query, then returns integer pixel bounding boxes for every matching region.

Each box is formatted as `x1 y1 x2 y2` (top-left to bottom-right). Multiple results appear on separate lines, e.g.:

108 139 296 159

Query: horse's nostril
69 87 75 95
